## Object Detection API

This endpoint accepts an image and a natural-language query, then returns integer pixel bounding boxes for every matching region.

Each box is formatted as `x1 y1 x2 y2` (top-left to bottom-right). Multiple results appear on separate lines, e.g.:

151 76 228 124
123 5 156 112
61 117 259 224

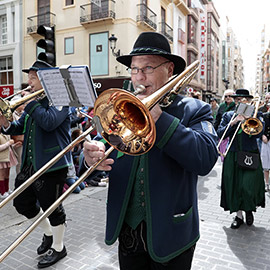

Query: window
1 15 7 45
0 56 13 85
66 0 74 5
65 37 74 54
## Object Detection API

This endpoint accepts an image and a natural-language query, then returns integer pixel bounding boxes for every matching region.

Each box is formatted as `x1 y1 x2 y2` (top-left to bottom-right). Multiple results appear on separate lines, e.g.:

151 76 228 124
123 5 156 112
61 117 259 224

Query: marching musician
217 89 265 229
81 32 218 269
0 60 72 268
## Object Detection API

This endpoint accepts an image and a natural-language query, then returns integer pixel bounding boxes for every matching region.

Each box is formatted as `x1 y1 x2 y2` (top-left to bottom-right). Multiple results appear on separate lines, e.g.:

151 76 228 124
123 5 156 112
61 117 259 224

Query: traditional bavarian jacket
2 97 72 172
81 95 218 263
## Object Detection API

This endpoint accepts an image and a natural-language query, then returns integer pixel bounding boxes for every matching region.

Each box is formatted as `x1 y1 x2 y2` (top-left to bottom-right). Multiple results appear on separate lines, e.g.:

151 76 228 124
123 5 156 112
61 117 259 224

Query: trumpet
0 88 44 121
0 60 200 262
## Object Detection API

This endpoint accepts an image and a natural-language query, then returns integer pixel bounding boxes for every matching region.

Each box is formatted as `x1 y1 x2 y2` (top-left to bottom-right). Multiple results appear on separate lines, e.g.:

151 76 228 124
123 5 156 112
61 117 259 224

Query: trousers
13 164 68 226
118 222 196 270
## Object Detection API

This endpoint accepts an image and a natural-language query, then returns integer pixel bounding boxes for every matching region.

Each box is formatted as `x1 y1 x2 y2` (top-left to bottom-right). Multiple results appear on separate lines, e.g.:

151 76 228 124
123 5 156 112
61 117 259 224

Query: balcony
159 22 173 42
80 0 115 25
178 28 186 44
27 12 56 34
136 4 157 31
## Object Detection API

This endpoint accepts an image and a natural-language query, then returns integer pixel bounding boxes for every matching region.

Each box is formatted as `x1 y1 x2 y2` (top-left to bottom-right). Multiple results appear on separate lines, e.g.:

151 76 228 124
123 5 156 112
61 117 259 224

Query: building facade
0 0 23 96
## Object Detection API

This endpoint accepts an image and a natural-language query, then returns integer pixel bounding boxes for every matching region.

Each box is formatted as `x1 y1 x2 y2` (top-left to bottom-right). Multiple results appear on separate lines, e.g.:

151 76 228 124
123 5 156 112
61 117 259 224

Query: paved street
0 158 270 270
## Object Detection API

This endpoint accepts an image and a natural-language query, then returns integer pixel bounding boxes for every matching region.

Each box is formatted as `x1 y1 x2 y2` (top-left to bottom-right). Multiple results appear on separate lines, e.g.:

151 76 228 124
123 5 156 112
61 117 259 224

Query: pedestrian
261 104 270 191
215 89 235 161
217 89 265 229
259 92 270 112
81 32 218 269
0 133 18 199
0 60 72 268
210 97 219 121
214 89 235 131
11 94 26 175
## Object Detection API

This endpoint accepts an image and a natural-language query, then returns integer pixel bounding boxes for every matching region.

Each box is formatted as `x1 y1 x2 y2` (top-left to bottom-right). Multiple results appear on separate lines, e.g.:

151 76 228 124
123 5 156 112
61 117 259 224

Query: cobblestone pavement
0 158 270 270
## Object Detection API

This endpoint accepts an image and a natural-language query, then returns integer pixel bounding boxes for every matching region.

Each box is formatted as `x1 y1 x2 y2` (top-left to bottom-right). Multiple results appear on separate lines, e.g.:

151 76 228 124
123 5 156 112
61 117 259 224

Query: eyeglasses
127 61 170 75
224 95 232 98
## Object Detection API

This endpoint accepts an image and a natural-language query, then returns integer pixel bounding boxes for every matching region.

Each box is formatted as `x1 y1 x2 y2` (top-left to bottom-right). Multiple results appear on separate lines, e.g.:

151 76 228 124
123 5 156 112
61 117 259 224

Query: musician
0 60 72 268
81 32 218 269
217 89 265 229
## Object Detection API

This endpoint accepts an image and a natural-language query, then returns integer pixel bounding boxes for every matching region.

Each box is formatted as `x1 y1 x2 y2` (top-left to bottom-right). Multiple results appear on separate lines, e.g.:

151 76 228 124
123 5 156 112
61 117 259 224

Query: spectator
210 98 219 121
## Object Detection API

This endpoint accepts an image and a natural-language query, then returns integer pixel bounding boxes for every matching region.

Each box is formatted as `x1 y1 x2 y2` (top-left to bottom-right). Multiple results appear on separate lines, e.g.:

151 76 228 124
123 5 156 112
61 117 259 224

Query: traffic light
36 25 56 66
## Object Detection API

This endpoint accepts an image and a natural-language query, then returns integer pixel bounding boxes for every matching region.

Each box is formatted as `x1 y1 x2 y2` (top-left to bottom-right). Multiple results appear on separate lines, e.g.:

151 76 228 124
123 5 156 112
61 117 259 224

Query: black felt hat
116 32 186 75
231 89 253 99
22 60 53 73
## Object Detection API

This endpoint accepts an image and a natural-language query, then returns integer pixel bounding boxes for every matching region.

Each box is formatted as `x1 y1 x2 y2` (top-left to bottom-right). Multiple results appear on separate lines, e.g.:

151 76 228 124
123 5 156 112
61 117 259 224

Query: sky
213 0 270 90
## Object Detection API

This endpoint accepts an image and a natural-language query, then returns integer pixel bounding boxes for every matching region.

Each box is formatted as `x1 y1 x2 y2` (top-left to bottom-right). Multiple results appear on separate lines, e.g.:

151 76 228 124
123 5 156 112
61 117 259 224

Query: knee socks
30 209 53 237
51 224 65 252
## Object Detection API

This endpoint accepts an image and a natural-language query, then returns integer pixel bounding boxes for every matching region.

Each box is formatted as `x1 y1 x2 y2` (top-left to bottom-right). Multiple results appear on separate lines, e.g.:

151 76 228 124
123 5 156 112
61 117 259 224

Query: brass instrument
241 94 263 135
0 88 44 121
0 60 200 262
217 93 263 157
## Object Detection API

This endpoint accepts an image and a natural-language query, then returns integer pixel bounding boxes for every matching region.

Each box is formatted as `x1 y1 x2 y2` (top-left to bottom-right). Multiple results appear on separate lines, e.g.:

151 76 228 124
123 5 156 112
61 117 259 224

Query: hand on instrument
230 114 246 126
83 140 114 171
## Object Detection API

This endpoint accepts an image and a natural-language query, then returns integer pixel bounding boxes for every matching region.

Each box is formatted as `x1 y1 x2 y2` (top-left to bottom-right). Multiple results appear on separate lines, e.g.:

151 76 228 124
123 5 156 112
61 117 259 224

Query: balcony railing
80 0 115 24
159 22 173 42
27 12 56 34
178 28 186 43
136 4 157 30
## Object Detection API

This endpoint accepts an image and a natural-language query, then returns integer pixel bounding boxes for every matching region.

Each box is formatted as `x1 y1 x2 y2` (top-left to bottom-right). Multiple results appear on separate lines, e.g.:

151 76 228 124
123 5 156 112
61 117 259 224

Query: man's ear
168 62 174 77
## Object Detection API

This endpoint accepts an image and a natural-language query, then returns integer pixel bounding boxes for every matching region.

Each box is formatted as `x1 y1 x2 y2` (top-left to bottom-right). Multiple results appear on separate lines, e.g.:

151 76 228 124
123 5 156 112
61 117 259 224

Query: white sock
51 224 65 252
30 209 52 236
236 210 243 220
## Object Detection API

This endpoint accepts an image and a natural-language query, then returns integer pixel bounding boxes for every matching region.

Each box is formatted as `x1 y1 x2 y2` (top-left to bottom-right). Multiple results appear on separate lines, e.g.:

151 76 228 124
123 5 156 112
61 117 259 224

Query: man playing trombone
0 60 72 268
82 32 218 269
217 89 265 229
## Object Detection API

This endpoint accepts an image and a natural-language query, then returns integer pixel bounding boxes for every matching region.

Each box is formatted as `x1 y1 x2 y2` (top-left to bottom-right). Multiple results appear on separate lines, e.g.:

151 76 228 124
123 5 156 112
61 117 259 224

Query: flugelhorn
0 88 44 121
0 60 199 262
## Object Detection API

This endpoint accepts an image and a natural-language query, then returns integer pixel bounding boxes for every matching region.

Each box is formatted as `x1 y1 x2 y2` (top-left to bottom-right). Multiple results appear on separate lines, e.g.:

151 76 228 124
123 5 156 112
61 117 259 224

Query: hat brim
117 53 186 75
231 94 253 99
22 67 39 74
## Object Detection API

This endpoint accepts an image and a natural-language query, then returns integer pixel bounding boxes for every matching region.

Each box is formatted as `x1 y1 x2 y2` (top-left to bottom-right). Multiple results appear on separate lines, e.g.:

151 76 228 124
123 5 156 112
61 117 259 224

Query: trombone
217 94 263 157
0 60 200 262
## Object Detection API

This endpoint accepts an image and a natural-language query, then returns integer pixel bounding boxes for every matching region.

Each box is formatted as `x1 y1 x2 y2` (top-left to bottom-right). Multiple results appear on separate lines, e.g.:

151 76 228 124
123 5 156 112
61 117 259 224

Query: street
0 158 270 270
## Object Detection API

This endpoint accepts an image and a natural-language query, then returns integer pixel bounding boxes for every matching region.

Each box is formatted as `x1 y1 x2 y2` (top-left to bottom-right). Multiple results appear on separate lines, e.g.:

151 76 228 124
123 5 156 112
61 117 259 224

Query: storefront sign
0 85 14 98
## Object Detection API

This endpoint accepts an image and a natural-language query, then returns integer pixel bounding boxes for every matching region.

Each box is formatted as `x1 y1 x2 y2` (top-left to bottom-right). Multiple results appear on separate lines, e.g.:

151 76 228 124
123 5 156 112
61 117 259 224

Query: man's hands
83 140 114 171
230 114 247 127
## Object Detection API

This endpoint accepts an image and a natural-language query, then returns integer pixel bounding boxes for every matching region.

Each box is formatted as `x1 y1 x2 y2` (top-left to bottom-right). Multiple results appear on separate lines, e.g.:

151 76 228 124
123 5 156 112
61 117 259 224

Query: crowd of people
0 31 269 269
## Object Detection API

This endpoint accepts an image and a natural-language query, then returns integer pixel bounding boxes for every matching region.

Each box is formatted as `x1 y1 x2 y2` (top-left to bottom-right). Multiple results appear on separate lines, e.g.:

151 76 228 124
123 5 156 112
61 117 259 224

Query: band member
81 32 218 269
0 60 72 268
217 89 265 229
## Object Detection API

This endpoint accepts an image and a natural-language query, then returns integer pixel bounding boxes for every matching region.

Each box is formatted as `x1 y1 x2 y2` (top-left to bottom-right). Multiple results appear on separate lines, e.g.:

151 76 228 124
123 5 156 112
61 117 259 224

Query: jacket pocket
172 206 193 224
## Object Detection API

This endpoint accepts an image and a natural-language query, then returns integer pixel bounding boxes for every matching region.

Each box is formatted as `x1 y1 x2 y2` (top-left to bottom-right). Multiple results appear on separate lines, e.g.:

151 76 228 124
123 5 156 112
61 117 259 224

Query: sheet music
37 65 97 107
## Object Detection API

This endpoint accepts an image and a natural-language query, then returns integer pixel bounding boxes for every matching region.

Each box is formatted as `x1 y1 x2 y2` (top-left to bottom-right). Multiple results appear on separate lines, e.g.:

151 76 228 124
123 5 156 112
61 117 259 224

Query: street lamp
108 34 120 57
222 78 230 89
